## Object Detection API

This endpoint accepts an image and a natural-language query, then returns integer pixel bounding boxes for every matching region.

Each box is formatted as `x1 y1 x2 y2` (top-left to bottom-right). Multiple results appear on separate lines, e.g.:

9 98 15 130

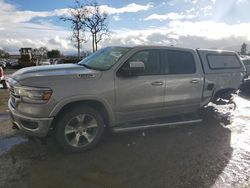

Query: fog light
20 120 38 129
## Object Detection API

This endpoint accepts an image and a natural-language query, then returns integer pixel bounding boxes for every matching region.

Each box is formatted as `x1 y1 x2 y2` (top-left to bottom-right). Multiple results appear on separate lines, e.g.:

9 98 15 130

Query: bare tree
84 1 110 52
60 0 87 58
32 47 48 59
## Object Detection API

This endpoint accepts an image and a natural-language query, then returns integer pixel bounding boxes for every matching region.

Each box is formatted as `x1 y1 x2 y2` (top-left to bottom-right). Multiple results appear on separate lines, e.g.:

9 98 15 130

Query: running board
112 119 202 133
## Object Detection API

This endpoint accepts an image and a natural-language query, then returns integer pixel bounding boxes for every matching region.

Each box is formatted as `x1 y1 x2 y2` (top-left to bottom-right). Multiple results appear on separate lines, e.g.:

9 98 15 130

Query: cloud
101 21 250 50
211 0 217 4
0 22 74 53
1 0 250 54
168 21 250 41
113 15 121 21
145 12 198 21
184 0 198 4
100 3 153 14
0 1 153 54
0 0 15 11
237 0 247 2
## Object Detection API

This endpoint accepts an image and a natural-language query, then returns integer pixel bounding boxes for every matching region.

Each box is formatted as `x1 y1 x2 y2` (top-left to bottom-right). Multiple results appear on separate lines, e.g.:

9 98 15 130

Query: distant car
0 61 6 69
241 58 250 77
55 59 64 64
6 60 20 69
39 59 51 66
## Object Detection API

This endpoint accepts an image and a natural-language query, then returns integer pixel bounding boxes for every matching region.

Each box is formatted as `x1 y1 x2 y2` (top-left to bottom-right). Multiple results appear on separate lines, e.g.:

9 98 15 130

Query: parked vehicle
241 58 250 77
7 46 246 152
39 59 51 66
6 60 20 69
0 67 7 89
18 48 36 67
0 60 6 69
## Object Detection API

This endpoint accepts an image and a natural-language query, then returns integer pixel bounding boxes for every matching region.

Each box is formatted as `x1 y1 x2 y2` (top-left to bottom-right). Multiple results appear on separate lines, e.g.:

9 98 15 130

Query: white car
39 59 51 66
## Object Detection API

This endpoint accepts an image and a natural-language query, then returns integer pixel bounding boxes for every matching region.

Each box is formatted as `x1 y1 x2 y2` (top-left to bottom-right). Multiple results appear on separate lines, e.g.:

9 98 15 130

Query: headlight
14 86 52 103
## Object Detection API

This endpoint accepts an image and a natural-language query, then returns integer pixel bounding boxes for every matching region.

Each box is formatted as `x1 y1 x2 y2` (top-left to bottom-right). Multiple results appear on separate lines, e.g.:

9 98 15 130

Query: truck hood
10 64 102 85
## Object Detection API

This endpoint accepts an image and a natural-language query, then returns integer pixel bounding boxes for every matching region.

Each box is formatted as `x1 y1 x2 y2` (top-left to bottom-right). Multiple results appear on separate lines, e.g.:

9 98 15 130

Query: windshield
78 47 131 70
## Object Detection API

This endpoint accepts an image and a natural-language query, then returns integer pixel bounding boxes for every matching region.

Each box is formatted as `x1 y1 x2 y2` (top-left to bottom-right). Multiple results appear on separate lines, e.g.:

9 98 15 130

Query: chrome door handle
151 81 163 86
190 80 199 84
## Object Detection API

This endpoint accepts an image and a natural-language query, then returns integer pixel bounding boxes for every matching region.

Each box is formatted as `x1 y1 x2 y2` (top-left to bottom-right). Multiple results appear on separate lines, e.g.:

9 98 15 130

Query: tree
0 49 9 58
60 0 87 59
47 49 62 58
81 50 92 58
83 1 110 52
241 43 247 55
32 47 48 59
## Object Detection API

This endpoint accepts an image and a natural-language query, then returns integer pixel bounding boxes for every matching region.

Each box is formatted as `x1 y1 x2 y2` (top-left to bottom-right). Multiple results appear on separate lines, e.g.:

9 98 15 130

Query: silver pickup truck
7 46 246 152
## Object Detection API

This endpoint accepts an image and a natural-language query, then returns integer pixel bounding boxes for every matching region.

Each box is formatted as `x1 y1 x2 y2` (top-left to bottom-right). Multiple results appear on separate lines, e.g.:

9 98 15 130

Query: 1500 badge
77 74 95 79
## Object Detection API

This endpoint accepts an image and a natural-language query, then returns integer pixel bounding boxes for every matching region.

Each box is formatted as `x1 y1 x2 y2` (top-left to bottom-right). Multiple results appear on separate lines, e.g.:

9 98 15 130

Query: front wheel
55 106 105 152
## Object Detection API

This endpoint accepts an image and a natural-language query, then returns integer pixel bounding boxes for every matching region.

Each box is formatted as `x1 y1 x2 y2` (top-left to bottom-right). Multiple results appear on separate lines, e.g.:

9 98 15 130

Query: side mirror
120 61 145 76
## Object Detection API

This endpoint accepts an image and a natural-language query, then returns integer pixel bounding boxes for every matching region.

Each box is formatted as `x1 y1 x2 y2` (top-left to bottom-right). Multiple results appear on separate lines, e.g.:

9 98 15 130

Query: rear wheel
55 106 105 152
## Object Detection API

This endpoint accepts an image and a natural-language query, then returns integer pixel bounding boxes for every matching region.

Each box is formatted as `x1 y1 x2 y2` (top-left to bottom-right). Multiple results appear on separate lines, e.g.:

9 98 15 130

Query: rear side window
161 50 196 74
207 54 241 69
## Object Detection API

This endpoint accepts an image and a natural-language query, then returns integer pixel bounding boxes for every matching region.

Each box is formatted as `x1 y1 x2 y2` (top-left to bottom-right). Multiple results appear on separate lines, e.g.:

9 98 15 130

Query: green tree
241 43 247 55
47 50 62 58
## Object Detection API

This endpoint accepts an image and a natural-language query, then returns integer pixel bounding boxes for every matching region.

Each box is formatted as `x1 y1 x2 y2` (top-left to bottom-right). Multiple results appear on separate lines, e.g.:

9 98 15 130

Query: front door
114 49 165 123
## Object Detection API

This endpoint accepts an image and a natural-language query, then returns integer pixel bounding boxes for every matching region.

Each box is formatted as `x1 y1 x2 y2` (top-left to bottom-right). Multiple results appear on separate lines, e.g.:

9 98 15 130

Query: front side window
126 50 160 75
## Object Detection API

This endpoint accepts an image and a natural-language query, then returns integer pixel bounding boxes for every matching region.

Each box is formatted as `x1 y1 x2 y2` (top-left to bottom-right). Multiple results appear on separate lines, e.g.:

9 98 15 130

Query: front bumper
8 100 54 137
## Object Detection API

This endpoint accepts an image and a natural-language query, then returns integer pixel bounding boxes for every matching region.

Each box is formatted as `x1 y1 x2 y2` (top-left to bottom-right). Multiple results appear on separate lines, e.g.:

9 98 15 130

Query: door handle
151 81 163 86
190 80 199 84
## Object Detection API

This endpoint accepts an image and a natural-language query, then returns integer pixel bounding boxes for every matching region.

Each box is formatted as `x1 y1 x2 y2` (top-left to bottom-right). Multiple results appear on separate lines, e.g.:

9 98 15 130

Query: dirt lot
0 80 250 188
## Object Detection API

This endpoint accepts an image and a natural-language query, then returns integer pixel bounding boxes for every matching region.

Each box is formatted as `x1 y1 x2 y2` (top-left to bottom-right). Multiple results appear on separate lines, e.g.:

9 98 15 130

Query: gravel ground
0 86 250 188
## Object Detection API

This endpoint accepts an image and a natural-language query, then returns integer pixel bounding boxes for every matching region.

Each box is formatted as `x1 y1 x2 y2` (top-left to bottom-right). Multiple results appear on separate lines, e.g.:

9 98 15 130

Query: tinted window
161 50 196 74
207 54 241 69
128 50 160 75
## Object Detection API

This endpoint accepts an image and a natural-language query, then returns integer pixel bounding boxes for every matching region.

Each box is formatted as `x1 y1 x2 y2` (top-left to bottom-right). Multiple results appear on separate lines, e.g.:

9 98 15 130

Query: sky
1 0 250 55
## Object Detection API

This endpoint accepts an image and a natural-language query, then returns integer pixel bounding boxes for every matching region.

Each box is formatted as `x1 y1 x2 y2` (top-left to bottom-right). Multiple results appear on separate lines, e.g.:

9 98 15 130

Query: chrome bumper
8 100 54 137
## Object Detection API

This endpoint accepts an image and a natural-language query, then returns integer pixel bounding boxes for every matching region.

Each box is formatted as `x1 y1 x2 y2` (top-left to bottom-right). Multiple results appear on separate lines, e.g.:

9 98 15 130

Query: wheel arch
211 88 237 102
50 98 114 127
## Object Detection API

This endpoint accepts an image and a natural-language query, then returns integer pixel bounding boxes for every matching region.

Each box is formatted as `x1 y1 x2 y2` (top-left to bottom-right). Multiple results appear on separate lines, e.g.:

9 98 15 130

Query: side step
112 119 202 133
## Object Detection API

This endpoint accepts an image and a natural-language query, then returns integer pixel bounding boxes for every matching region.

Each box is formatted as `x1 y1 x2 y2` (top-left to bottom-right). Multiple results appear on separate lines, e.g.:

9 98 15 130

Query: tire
55 105 105 152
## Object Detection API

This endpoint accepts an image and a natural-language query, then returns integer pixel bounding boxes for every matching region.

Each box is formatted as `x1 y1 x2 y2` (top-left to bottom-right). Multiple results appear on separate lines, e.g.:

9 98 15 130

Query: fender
49 94 115 126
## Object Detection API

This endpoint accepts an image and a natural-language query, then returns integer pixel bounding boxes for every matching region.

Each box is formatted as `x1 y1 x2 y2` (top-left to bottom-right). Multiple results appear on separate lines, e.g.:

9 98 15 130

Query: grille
9 85 15 95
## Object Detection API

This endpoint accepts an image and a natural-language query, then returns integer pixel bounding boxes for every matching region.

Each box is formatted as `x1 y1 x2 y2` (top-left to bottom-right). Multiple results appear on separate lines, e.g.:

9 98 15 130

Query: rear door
160 49 203 114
